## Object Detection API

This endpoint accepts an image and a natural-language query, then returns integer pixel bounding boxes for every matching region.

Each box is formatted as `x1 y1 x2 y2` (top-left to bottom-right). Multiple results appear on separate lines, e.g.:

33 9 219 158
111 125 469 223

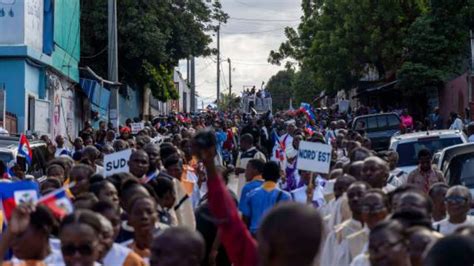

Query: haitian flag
18 134 32 165
38 187 74 219
0 181 39 220
300 103 316 121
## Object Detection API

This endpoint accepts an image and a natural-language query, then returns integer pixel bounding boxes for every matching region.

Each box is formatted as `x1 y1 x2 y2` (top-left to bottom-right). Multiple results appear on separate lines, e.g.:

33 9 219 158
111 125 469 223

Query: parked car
0 136 48 178
435 143 474 208
351 113 401 151
389 130 467 175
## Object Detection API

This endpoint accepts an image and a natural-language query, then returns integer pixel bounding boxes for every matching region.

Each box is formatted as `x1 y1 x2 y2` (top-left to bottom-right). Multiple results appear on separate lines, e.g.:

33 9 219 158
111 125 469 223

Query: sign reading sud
104 149 132 176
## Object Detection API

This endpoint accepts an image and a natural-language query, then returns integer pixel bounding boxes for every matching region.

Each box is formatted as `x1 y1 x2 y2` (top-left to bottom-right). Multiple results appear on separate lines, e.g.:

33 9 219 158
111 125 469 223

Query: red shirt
207 173 258 266
223 129 234 150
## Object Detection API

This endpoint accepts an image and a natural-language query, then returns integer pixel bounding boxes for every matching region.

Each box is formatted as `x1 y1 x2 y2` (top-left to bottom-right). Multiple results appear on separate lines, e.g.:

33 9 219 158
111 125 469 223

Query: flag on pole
300 103 316 121
18 134 32 165
0 181 39 220
38 186 74 219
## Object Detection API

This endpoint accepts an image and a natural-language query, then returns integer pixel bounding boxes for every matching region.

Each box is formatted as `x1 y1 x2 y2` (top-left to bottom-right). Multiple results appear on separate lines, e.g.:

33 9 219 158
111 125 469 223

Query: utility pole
191 57 196 112
228 58 232 96
216 24 220 108
108 0 119 127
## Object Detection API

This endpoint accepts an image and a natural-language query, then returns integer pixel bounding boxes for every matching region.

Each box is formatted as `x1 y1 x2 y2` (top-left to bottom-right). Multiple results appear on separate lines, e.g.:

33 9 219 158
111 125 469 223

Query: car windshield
397 137 463 167
354 115 400 133
446 153 474 188
0 152 14 165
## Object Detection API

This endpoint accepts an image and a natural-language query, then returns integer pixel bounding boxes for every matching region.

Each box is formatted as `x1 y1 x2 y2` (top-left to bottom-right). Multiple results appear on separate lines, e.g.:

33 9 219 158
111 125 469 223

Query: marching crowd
0 109 473 266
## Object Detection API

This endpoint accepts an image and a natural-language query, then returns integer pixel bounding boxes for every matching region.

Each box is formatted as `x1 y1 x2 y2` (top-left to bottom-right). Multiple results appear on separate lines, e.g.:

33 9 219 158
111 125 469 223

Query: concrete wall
173 70 191 112
439 73 469 127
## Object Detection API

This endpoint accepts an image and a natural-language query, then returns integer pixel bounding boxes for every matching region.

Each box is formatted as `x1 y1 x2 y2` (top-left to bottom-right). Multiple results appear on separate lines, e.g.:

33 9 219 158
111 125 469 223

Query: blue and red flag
0 181 39 220
38 187 74 219
300 103 316 121
18 134 32 165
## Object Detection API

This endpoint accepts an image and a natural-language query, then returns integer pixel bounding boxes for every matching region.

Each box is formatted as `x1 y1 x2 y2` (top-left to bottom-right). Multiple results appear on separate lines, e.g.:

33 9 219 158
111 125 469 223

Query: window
387 115 401 129
445 153 474 188
366 117 378 132
397 137 464 167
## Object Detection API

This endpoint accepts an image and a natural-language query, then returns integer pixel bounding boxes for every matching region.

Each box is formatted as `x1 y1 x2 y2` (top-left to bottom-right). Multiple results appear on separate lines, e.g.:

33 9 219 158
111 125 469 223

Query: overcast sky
178 0 302 107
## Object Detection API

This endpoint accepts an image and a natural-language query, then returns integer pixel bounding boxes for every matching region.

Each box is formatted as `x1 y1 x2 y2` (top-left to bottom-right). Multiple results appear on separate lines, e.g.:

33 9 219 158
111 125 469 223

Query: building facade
0 0 83 137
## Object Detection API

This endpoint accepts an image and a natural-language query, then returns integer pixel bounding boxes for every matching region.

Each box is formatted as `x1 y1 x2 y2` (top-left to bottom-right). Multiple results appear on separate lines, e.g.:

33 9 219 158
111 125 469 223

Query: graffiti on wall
0 0 16 17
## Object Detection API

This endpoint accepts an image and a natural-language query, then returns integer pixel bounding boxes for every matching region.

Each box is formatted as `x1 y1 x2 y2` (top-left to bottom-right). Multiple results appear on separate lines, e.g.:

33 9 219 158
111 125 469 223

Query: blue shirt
241 182 291 234
238 179 264 212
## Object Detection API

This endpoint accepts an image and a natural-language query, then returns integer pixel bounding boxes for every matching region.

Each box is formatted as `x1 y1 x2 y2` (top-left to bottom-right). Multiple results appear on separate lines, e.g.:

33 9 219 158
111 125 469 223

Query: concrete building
0 0 83 137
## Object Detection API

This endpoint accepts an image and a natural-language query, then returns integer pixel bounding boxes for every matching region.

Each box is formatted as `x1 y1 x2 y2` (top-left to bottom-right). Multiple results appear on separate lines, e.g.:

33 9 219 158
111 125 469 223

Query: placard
104 149 132 176
130 122 144 134
296 141 332 174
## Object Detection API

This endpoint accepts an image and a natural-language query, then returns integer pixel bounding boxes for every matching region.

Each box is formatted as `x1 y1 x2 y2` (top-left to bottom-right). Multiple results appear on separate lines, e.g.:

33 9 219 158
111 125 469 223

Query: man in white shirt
235 134 266 197
325 121 337 144
361 156 395 193
271 122 295 162
467 123 474 142
433 185 474 235
320 181 369 266
54 134 71 157
386 150 407 186
449 112 464 130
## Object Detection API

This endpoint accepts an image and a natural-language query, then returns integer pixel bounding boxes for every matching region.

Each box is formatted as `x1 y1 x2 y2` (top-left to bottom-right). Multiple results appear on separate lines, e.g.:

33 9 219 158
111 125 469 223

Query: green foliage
292 66 319 105
218 92 240 111
265 69 295 111
398 1 471 94
81 0 226 101
269 0 427 94
270 0 472 98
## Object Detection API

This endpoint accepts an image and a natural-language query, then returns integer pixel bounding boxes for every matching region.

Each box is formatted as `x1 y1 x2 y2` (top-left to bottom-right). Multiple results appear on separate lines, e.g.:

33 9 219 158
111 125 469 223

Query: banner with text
296 141 332 174
104 149 132 176
131 122 144 134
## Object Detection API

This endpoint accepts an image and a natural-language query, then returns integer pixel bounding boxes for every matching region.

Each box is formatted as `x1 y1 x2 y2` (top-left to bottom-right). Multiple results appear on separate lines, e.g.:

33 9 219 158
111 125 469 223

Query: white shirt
103 243 134 266
55 147 71 157
291 184 326 207
449 118 464 130
469 135 474 143
388 168 406 187
321 219 364 266
350 253 370 266
433 215 474 235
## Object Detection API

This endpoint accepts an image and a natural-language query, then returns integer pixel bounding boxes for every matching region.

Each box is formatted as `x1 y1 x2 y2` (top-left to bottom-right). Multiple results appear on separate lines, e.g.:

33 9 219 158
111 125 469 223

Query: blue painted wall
0 59 26 131
119 87 142 124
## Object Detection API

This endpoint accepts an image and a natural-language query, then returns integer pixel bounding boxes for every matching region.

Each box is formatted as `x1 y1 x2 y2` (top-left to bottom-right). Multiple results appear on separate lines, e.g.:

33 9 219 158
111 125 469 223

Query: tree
398 0 473 96
81 0 227 101
269 0 427 93
292 66 319 105
218 92 240 111
266 69 295 111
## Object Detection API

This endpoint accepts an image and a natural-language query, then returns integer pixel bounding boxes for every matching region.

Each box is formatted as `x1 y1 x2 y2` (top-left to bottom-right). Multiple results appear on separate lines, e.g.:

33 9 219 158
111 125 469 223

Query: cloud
179 0 302 106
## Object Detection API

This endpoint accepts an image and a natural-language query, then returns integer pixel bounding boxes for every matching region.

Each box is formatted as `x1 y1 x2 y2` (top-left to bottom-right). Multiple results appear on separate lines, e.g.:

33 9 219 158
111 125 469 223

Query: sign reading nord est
296 141 332 174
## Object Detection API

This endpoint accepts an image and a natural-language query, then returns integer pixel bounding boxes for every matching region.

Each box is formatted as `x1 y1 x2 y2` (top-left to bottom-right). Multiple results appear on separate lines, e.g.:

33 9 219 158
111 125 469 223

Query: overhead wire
229 17 300 22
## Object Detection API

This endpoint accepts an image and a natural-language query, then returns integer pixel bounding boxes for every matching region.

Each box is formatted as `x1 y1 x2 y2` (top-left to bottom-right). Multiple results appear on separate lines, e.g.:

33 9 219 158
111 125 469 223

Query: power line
232 61 273 66
81 46 108 59
232 0 255 7
220 61 229 91
229 17 300 22
222 28 287 35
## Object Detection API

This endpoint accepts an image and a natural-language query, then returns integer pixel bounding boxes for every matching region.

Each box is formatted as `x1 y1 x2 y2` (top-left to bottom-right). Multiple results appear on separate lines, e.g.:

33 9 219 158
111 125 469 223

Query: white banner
104 149 132 176
130 122 144 134
296 141 332 174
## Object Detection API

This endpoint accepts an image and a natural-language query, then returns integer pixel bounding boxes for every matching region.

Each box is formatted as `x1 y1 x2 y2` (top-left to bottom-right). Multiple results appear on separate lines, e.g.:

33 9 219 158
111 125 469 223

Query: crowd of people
0 108 474 266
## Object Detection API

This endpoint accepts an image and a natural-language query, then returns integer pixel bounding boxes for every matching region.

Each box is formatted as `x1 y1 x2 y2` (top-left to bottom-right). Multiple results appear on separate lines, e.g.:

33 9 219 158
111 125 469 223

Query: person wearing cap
120 127 132 140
